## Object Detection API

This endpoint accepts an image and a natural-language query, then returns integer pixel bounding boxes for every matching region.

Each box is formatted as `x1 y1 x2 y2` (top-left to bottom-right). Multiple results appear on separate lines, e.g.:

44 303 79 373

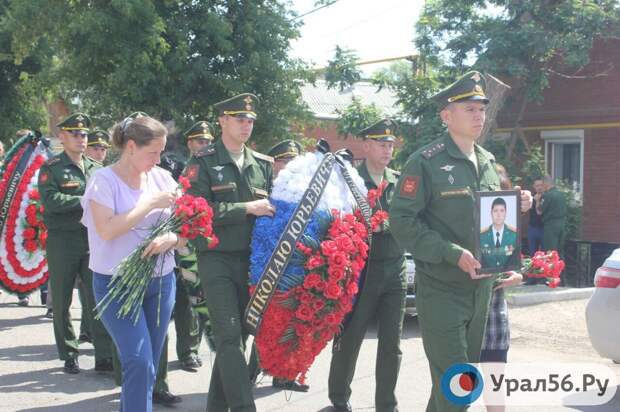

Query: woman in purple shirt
81 115 184 412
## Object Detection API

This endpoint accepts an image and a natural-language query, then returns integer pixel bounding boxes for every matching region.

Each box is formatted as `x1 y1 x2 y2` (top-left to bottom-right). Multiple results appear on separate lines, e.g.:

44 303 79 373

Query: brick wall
582 127 620 243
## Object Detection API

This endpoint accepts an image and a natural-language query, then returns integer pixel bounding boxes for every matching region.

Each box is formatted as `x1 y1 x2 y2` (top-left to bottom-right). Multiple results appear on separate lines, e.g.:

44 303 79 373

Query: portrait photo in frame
475 190 521 274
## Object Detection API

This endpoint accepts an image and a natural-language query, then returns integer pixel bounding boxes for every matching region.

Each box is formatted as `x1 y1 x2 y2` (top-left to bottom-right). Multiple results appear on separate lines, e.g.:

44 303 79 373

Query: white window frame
541 129 584 193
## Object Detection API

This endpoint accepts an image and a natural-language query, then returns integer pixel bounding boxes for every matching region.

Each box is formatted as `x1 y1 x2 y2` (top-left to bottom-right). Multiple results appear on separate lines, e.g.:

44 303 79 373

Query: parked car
585 248 620 364
405 253 416 316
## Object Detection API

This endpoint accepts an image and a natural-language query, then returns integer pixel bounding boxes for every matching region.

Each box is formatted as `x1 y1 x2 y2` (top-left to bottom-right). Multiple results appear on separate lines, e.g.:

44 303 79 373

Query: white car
405 253 417 316
585 248 620 363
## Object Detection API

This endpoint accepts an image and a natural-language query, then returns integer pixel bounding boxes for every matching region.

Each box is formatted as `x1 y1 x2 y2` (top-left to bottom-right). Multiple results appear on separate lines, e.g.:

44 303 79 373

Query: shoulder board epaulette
86 156 102 166
252 151 274 163
421 142 446 159
480 226 491 234
506 224 517 233
45 156 61 166
194 145 216 158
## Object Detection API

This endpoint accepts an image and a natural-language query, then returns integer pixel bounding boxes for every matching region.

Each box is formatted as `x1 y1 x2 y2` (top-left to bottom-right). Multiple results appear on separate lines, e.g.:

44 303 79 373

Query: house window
541 130 584 192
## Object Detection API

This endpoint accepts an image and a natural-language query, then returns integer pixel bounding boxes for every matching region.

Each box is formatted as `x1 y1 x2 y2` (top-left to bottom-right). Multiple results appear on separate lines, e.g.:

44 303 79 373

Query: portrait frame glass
475 190 521 275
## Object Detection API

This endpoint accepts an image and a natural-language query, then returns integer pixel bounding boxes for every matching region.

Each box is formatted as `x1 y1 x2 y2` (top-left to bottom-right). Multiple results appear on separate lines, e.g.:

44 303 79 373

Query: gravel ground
508 299 601 360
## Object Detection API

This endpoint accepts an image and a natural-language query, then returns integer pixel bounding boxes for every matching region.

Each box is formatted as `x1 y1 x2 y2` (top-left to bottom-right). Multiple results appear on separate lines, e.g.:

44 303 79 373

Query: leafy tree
371 60 448 166
335 97 382 137
324 46 362 92
416 0 620 161
0 0 47 142
3 0 314 150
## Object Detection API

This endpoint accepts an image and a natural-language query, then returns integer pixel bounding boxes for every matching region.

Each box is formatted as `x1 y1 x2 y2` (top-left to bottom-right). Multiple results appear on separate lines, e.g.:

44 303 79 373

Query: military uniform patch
185 164 200 182
252 151 274 163
45 157 61 166
400 176 420 198
421 142 446 159
39 171 49 184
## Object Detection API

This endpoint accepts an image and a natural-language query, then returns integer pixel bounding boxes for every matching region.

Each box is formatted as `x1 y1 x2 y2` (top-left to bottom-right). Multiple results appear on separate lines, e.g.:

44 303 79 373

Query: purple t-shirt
81 166 178 276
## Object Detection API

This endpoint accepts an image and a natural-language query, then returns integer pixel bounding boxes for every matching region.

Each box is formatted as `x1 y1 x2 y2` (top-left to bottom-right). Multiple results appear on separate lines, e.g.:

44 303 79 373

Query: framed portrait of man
475 190 521 274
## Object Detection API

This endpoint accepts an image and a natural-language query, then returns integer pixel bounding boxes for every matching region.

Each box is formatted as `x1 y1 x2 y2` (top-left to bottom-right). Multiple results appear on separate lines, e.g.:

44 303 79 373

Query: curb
506 286 594 306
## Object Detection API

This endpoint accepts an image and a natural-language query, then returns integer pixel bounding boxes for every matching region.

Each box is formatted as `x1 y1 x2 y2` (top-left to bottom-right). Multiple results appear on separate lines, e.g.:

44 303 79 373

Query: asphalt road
1 292 618 411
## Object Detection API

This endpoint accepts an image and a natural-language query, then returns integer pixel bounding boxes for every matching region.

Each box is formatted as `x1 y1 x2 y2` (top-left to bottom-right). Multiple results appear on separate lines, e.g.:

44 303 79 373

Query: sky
290 0 426 76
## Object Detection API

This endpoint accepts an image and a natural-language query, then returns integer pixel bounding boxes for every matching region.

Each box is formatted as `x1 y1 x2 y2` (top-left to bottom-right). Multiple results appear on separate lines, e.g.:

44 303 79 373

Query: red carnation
24 240 38 252
346 282 358 296
320 240 338 257
23 227 37 240
324 282 343 300
207 236 219 249
295 305 314 322
178 176 191 191
28 190 41 201
303 273 322 289
306 254 324 270
312 299 326 311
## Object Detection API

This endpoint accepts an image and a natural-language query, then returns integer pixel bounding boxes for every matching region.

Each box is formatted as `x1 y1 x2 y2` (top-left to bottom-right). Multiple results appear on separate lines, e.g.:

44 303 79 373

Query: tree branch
545 63 615 79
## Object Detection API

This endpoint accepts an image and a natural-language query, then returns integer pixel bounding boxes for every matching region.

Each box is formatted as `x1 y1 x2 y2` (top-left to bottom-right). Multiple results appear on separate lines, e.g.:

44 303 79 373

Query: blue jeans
528 225 544 255
93 272 176 412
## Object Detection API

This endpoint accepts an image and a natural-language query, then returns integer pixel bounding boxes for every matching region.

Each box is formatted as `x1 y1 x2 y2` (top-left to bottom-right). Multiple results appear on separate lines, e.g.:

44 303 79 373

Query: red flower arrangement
253 205 388 384
95 177 218 324
522 250 565 288
0 152 49 294
22 189 47 252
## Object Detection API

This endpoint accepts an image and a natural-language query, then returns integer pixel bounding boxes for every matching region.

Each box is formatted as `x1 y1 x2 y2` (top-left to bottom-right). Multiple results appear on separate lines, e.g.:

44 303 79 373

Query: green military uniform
390 72 501 412
165 121 216 370
480 224 518 270
184 93 272 412
269 139 302 161
541 186 567 251
79 129 111 342
38 113 112 369
87 129 111 148
186 120 214 142
328 120 406 412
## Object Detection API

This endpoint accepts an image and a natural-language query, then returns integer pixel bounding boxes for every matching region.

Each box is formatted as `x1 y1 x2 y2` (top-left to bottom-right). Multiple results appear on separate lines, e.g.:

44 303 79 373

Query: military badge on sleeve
400 175 420 198
185 164 199 182
39 171 49 184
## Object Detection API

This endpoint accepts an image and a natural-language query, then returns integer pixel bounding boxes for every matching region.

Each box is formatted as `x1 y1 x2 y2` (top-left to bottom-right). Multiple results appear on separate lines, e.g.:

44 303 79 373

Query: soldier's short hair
491 197 506 210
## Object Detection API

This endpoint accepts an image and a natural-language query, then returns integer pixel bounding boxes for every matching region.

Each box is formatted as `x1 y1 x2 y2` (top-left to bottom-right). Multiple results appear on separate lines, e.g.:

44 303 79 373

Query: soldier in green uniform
328 119 407 412
85 129 111 163
78 128 112 344
172 120 216 371
480 197 518 271
538 176 567 252
38 113 113 374
184 93 274 412
247 138 309 392
390 72 532 412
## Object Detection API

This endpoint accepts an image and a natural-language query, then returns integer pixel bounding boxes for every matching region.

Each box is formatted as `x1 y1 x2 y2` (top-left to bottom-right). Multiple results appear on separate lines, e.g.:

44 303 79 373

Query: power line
292 0 341 21
313 54 418 72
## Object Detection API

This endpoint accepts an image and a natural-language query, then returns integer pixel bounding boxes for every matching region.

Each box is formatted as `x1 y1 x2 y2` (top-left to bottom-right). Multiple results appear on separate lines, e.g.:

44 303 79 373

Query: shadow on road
0 344 59 362
16 393 119 412
0 313 52 332
0 366 116 395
